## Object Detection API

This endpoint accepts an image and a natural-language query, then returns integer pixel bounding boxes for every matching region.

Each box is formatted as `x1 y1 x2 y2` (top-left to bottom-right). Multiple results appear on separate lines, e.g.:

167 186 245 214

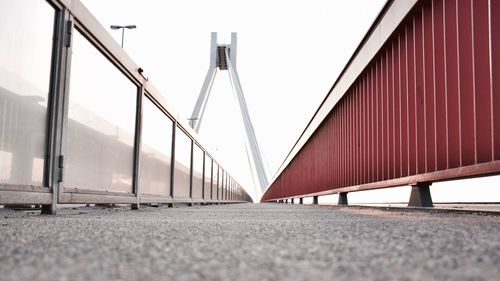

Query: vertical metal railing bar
441 0 450 170
455 0 463 166
409 16 416 176
421 5 428 174
425 2 433 173
430 0 439 172
387 46 391 179
382 50 387 181
446 0 460 169
356 83 360 185
390 41 396 179
471 0 478 165
415 9 425 175
132 86 144 205
170 123 176 199
489 0 497 161
348 93 352 186
358 78 362 185
404 24 410 177
357 84 360 184
43 6 69 213
460 0 475 167
57 12 74 203
210 158 213 200
487 0 495 161
189 140 194 200
473 0 493 164
45 5 62 190
385 47 390 180
202 152 205 200
397 33 403 178
375 59 379 181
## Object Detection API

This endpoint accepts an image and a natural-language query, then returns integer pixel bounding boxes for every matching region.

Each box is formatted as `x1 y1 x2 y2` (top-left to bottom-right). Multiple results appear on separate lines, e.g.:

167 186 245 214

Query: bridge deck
1 203 499 280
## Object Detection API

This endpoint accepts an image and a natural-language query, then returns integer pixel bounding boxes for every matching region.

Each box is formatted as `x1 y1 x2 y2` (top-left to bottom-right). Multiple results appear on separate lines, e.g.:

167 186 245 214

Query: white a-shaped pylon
189 32 269 193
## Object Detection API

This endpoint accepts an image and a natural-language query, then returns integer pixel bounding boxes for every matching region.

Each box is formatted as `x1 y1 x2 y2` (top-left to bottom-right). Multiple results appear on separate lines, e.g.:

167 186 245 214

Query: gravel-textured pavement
1 203 499 281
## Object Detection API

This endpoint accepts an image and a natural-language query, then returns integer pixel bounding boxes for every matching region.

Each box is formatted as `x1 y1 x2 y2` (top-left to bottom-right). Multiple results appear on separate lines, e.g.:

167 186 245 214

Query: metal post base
41 204 57 215
408 183 433 207
131 204 139 210
338 192 348 206
313 196 319 205
167 203 174 208
299 198 303 204
291 198 294 204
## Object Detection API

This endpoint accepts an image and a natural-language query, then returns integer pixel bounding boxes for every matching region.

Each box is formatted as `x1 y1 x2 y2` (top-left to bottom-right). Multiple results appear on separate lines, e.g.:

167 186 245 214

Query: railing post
290 198 294 204
299 198 303 204
312 196 318 205
408 182 433 207
131 85 144 211
338 192 348 206
42 10 74 215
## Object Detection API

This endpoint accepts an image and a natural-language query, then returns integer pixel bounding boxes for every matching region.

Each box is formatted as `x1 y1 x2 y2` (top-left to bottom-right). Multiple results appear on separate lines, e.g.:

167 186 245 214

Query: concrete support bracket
408 182 433 207
338 192 348 206
312 196 319 205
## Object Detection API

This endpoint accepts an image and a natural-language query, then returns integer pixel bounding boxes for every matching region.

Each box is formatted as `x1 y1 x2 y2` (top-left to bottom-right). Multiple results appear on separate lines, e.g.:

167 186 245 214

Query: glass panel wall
0 1 55 186
173 128 191 198
204 154 212 199
140 97 173 196
65 30 137 193
191 144 203 199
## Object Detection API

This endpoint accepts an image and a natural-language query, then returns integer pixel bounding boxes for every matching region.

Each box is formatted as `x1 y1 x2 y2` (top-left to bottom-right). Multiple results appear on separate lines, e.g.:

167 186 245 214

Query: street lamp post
110 25 136 48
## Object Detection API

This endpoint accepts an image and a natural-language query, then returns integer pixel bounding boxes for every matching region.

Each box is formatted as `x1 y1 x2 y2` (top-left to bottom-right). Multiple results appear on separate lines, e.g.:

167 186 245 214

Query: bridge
1 0 500 280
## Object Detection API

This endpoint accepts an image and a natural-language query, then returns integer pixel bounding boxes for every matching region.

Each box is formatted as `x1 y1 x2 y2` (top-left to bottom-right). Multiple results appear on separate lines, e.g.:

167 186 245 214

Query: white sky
80 0 500 203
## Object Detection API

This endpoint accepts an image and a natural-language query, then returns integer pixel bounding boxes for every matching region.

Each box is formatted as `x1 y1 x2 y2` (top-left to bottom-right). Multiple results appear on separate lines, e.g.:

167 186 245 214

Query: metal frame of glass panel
0 0 252 214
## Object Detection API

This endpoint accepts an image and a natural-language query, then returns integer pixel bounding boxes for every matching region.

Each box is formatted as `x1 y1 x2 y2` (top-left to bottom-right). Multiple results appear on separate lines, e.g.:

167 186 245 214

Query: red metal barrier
262 0 500 203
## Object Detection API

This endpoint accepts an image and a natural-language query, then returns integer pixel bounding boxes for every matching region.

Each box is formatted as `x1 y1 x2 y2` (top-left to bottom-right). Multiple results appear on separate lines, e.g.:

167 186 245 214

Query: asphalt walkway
1 203 499 281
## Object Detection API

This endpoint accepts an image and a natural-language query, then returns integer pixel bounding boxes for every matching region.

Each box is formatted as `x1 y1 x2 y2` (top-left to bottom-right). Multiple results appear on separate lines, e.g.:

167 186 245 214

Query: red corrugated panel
259 0 500 202
444 0 460 169
415 7 427 174
400 28 409 177
473 0 493 163
494 0 500 161
434 0 448 171
423 1 436 173
393 37 402 178
381 51 388 180
388 43 395 179
458 0 475 166
407 17 417 176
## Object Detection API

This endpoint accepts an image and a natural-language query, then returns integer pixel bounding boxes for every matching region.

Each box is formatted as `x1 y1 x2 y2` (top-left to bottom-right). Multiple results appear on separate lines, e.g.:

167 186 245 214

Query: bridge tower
189 32 269 193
